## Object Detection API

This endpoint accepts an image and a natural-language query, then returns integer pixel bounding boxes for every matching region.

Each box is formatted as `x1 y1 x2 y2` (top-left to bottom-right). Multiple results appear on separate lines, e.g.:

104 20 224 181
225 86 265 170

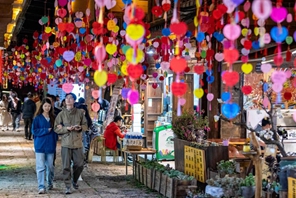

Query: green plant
240 173 255 187
206 175 243 197
172 110 209 141
217 160 237 175
140 161 194 181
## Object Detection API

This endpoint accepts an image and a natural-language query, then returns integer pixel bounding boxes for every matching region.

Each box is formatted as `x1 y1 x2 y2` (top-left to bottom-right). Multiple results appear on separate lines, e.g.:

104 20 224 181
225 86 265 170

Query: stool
100 137 123 163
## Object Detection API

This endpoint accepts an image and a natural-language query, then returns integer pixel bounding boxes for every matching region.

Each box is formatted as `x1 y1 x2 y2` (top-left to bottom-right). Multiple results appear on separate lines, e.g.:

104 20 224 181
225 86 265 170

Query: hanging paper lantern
170 57 187 73
222 71 239 86
222 103 240 119
194 88 204 99
261 63 272 73
271 71 287 84
171 82 187 96
94 70 108 87
62 83 74 93
91 102 100 112
241 86 252 95
293 111 296 122
252 0 272 20
284 92 292 101
121 88 130 99
127 90 139 105
127 64 143 79
92 90 100 99
222 92 231 102
270 26 288 43
241 63 253 74
107 73 117 84
270 7 288 23
224 49 239 64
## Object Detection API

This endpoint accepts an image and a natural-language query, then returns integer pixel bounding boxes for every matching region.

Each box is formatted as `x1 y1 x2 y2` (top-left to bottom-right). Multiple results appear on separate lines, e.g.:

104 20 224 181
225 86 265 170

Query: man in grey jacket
54 93 87 194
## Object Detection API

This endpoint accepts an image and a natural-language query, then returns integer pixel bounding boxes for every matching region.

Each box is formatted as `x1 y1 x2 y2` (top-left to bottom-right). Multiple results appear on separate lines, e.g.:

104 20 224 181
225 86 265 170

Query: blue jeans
35 153 54 190
11 113 20 130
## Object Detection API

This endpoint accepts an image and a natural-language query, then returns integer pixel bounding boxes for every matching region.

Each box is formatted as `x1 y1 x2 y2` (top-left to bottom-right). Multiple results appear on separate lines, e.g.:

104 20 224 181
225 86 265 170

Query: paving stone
0 129 163 197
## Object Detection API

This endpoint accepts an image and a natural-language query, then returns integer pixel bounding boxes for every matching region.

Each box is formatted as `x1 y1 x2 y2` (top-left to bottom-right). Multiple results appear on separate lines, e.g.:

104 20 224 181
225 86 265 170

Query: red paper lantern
171 82 187 96
224 49 239 64
107 73 117 84
284 92 292 100
194 65 204 75
127 64 143 80
222 71 239 86
170 57 187 73
169 22 188 37
241 86 252 95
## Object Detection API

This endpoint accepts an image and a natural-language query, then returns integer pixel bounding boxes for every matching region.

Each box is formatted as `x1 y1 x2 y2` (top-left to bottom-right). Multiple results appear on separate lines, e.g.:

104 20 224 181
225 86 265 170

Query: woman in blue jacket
32 98 58 194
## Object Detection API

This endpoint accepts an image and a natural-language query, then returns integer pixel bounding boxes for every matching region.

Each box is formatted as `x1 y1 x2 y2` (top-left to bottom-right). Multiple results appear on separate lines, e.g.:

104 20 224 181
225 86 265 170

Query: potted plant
206 175 243 198
240 173 255 198
172 110 209 172
217 160 238 177
262 155 281 197
172 110 209 142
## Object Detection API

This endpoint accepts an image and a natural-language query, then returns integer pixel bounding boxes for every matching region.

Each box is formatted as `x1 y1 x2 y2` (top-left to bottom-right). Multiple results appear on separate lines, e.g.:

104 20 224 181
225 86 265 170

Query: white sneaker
78 175 83 181
38 188 45 194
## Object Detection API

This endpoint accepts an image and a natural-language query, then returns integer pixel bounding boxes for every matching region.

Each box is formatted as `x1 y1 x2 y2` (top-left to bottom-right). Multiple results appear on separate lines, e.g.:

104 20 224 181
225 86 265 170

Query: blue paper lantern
221 92 231 102
222 103 240 119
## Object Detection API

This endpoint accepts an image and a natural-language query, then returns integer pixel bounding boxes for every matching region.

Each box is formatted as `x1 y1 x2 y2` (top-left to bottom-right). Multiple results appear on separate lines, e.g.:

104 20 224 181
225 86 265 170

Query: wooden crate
154 170 161 192
174 138 191 173
135 163 141 181
146 168 154 189
166 178 196 198
139 164 144 184
160 174 168 195
143 167 147 186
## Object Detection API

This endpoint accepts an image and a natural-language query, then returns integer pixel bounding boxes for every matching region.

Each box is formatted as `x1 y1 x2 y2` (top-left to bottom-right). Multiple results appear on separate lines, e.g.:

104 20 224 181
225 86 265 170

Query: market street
0 129 161 198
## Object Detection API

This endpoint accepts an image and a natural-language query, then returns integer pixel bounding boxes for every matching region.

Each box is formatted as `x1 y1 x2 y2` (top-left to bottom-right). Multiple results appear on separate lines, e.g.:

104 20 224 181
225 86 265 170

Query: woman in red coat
104 116 125 150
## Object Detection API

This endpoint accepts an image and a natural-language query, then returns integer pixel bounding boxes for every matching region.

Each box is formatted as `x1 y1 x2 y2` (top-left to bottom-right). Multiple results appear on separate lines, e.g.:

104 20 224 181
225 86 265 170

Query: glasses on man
65 96 74 100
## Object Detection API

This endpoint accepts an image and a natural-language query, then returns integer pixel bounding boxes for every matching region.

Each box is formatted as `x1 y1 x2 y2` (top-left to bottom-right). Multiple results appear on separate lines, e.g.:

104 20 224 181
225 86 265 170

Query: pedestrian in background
0 95 11 131
54 93 87 194
8 92 22 132
32 98 58 194
22 92 36 140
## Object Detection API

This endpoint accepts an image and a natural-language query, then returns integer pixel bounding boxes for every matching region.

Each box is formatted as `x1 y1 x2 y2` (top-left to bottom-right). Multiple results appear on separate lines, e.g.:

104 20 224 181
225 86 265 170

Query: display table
123 149 156 176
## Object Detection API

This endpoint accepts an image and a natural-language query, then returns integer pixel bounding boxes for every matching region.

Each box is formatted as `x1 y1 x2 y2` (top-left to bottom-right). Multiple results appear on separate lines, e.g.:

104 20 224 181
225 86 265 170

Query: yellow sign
288 177 296 198
184 145 206 183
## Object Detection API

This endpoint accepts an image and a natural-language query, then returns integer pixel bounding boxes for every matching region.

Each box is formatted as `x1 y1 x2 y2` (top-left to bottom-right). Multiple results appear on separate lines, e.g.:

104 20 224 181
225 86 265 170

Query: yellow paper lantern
241 63 253 74
194 88 204 98
94 70 107 87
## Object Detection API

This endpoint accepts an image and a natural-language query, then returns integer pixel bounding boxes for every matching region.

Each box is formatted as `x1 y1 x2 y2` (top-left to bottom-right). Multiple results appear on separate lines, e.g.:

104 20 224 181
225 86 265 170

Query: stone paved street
0 129 162 198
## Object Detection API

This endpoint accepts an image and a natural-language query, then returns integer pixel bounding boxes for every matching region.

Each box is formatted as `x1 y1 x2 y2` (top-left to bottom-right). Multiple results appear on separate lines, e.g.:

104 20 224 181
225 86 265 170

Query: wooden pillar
72 0 95 21
172 74 194 114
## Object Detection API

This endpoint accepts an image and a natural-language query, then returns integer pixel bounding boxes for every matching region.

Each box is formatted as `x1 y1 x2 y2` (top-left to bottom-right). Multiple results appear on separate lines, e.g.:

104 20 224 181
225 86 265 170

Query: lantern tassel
177 98 181 116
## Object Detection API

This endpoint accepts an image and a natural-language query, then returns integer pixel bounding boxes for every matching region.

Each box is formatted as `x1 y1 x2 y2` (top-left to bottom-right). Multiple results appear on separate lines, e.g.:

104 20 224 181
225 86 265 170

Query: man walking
22 92 36 140
54 93 87 194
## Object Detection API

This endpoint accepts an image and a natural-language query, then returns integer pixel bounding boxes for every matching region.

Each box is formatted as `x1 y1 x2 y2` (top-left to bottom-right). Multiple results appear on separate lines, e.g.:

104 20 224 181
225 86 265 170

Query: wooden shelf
147 97 162 99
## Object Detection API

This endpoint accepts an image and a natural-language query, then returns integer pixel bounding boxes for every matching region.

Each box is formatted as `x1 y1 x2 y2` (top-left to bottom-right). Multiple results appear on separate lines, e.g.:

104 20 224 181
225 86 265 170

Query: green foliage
172 111 209 141
240 173 255 187
206 175 243 197
140 161 194 181
217 160 237 175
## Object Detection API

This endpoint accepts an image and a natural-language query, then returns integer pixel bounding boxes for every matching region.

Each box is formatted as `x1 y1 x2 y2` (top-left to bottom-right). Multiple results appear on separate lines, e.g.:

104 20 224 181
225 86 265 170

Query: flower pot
205 185 224 198
241 186 255 198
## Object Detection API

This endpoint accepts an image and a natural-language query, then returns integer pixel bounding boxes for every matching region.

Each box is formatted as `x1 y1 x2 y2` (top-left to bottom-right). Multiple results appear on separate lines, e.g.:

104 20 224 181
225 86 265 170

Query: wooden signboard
288 177 296 198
